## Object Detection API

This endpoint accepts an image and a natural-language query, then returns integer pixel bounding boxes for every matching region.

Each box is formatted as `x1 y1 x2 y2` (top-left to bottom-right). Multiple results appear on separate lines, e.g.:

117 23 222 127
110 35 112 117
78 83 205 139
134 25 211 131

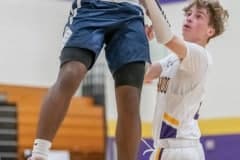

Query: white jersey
153 42 212 148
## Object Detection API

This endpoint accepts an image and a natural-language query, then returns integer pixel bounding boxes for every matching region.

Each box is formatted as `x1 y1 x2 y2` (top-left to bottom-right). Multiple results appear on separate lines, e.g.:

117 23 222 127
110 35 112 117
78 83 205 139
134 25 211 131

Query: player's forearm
144 0 173 44
144 63 162 83
144 0 187 59
165 36 187 60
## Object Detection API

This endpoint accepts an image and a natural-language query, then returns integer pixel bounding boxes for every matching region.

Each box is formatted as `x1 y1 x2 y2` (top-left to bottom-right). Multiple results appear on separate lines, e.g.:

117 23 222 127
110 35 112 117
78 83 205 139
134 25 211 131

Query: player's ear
207 26 215 38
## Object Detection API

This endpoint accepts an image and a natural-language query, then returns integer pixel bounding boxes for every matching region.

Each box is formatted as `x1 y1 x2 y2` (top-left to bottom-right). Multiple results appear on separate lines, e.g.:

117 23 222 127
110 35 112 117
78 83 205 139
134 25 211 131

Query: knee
57 61 87 89
113 62 145 89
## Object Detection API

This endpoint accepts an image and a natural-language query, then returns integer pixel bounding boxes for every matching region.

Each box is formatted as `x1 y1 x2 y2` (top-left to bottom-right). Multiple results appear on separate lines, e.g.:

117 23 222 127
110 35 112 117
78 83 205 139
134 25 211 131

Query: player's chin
182 30 193 41
182 33 192 42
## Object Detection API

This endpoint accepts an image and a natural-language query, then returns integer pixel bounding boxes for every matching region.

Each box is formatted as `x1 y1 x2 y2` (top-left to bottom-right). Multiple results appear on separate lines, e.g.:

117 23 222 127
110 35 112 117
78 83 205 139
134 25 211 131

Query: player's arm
140 0 155 41
165 36 187 60
144 63 162 83
144 0 187 60
139 0 147 10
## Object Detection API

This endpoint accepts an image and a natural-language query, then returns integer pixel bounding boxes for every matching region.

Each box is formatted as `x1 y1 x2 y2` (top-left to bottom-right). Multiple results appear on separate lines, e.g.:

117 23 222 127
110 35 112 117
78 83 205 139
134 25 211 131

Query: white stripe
69 9 78 25
77 0 81 8
62 27 73 49
63 0 82 48
69 0 81 25
141 138 155 156
141 138 154 150
69 0 82 24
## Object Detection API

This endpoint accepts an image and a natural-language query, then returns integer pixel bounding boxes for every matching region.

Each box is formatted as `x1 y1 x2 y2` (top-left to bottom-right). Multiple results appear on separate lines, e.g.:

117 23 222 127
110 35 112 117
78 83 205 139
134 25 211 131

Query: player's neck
194 39 207 48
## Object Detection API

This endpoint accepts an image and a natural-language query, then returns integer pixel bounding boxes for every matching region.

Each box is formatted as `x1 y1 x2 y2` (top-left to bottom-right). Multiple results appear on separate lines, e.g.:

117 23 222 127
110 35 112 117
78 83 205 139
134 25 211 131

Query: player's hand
145 25 154 41
144 78 153 84
144 64 154 84
144 75 153 84
144 62 162 84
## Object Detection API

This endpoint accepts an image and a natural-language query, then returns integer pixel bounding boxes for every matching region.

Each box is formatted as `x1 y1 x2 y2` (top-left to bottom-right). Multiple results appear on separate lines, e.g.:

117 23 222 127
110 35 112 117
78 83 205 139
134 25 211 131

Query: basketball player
143 0 229 159
28 0 151 160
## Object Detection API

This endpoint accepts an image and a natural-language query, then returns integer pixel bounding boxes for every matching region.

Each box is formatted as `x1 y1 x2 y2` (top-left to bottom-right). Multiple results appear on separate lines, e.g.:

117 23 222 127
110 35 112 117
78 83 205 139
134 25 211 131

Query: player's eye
196 14 203 19
185 11 192 17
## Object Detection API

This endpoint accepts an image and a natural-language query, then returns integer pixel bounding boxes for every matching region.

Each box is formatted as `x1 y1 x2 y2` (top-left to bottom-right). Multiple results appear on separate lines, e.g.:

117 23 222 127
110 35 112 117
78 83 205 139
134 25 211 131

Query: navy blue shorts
61 0 150 73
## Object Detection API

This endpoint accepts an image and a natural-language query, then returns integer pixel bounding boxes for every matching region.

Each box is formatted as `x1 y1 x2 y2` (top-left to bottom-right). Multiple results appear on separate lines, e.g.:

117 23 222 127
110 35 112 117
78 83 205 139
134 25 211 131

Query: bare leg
115 86 142 160
36 61 87 140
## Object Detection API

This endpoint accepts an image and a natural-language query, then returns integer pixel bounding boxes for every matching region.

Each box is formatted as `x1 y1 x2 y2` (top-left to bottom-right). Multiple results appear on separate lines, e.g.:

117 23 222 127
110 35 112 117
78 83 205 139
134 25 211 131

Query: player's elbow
155 32 174 45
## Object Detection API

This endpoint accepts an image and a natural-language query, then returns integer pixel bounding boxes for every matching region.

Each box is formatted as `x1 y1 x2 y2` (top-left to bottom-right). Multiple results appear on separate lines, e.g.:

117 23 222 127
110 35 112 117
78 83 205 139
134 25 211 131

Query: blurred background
0 0 239 160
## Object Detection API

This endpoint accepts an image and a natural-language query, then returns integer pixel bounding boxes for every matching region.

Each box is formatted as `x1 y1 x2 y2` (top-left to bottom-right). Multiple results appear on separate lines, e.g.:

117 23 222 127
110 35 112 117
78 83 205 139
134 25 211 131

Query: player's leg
113 62 146 160
104 3 150 158
29 0 108 158
29 48 94 160
36 48 94 140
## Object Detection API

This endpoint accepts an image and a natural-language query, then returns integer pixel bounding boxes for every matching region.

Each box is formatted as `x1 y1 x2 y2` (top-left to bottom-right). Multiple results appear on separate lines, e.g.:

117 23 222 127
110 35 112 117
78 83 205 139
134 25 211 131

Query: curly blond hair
183 0 229 40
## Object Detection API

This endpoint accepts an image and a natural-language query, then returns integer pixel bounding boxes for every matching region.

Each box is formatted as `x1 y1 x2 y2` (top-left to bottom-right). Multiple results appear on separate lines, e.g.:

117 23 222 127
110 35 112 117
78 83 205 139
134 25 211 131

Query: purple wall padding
201 134 240 160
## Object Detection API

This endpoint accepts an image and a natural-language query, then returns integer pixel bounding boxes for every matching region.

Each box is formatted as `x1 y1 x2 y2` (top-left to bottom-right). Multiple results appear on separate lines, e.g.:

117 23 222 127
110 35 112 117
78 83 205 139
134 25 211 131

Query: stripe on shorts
155 148 164 160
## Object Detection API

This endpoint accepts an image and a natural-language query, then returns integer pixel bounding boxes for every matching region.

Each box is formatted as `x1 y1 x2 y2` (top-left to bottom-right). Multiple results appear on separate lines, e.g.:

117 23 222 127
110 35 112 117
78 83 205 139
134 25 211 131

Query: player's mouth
183 24 192 31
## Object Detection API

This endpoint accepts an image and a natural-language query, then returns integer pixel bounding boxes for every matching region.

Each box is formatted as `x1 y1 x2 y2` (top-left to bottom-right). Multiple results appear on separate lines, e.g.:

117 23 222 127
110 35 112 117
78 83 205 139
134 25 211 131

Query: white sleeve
180 42 209 75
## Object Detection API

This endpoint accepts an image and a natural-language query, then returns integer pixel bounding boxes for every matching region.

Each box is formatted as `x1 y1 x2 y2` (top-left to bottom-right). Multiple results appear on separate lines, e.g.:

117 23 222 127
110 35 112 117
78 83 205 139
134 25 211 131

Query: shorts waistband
101 0 140 6
157 139 201 148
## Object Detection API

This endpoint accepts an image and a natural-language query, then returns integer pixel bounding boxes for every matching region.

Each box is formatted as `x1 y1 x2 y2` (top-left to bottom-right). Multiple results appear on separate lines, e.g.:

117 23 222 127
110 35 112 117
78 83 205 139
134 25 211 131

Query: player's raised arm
144 0 187 60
